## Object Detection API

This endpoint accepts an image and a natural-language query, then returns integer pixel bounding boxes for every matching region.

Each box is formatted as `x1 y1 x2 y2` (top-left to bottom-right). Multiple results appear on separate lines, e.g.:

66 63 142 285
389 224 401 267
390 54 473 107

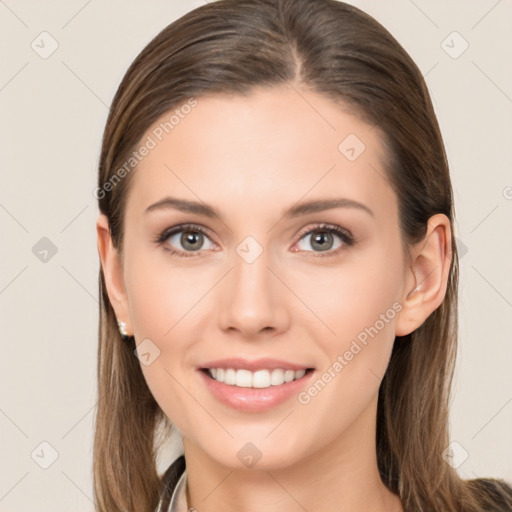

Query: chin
193 435 310 472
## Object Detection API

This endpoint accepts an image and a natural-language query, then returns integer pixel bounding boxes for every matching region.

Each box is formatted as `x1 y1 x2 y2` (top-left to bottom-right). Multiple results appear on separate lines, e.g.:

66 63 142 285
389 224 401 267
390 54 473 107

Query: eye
293 223 354 256
155 223 215 257
154 222 354 258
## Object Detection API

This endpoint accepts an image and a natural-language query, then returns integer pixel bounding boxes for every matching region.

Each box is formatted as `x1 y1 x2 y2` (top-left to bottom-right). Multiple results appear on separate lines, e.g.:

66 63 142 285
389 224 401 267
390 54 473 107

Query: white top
168 468 188 512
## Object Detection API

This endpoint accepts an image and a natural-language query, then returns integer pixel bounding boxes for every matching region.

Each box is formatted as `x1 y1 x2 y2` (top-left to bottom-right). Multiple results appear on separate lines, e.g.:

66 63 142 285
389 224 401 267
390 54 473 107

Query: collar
168 469 188 512
155 455 187 512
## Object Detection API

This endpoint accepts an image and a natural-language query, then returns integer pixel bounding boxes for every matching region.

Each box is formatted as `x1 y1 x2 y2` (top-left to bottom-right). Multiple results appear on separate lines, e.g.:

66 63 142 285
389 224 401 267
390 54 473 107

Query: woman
94 0 512 510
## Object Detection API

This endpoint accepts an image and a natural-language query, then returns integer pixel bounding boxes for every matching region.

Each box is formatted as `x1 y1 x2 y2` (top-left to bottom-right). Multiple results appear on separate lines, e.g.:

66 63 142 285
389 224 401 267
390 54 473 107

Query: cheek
125 246 213 340
122 250 220 427
291 242 402 409
291 240 403 344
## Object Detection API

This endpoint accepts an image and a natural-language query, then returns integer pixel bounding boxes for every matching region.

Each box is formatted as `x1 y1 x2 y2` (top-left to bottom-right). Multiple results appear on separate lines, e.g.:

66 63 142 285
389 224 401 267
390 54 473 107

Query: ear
395 213 452 337
96 213 133 336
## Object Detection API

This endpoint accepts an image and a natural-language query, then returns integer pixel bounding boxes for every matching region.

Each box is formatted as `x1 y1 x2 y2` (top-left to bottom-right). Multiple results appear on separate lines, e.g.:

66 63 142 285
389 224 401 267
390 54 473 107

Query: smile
198 365 316 412
204 367 313 388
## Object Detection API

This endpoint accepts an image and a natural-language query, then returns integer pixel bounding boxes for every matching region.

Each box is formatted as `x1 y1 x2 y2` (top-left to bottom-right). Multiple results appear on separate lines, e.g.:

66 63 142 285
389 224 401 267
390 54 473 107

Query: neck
182 396 403 512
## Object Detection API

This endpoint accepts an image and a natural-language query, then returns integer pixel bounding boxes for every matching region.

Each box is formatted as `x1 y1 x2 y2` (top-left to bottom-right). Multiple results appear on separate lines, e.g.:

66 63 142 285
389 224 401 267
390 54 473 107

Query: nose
217 243 290 338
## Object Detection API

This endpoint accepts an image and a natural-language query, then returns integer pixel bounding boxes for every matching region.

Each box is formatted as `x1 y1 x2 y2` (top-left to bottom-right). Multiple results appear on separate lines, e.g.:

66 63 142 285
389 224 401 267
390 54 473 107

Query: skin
97 84 452 512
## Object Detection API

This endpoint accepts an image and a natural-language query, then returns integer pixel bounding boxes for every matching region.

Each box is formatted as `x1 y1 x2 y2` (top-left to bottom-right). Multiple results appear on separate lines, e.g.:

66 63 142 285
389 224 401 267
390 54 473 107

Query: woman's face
118 85 411 469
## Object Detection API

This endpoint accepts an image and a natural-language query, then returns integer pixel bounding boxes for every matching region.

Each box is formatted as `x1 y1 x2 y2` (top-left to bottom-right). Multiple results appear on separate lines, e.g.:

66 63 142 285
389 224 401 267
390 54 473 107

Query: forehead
126 85 396 221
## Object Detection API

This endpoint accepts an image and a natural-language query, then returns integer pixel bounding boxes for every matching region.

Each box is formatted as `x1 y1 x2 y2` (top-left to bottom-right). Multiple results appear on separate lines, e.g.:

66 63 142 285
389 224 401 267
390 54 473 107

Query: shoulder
155 455 186 512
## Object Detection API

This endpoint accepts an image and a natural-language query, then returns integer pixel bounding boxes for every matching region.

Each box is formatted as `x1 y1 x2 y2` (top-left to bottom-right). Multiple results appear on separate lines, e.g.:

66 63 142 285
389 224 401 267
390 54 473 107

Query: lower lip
198 369 315 412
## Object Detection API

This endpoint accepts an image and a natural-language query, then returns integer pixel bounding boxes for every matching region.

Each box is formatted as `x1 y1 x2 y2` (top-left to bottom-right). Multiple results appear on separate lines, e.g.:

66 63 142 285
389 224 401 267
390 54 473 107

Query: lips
197 357 316 412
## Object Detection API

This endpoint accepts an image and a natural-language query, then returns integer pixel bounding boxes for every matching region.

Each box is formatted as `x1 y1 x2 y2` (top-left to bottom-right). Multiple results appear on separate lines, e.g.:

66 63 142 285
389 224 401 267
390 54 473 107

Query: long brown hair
94 1 512 510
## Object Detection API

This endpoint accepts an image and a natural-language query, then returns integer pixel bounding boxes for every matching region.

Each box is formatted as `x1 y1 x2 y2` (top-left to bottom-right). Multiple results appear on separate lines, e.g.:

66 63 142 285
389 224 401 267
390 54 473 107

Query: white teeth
295 369 306 379
224 368 236 385
207 368 308 388
252 370 270 388
284 369 295 383
270 369 285 386
236 369 253 387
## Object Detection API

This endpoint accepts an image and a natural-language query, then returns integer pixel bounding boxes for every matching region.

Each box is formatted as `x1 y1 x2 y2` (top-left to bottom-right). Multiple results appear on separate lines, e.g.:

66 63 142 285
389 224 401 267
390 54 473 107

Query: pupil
182 231 202 251
312 231 332 251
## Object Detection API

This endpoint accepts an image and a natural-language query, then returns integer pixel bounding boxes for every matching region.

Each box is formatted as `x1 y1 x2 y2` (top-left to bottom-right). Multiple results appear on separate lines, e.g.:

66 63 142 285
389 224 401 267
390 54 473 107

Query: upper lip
199 357 314 372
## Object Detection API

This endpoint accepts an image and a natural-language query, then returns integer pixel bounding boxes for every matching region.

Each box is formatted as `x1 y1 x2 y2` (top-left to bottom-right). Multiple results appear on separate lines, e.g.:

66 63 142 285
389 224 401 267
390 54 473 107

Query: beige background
1 1 511 510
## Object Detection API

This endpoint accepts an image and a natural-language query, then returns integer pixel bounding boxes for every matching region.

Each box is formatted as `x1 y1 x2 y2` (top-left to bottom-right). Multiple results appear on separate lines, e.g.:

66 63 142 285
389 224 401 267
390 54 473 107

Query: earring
117 320 131 339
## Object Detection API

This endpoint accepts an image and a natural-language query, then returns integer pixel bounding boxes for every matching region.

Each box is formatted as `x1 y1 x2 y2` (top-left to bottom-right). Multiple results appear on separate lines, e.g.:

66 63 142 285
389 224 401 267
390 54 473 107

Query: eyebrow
144 196 374 220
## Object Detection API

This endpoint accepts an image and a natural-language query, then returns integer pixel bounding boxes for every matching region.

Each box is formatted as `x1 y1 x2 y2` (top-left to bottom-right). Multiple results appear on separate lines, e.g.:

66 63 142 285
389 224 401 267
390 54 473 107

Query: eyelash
153 222 355 259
